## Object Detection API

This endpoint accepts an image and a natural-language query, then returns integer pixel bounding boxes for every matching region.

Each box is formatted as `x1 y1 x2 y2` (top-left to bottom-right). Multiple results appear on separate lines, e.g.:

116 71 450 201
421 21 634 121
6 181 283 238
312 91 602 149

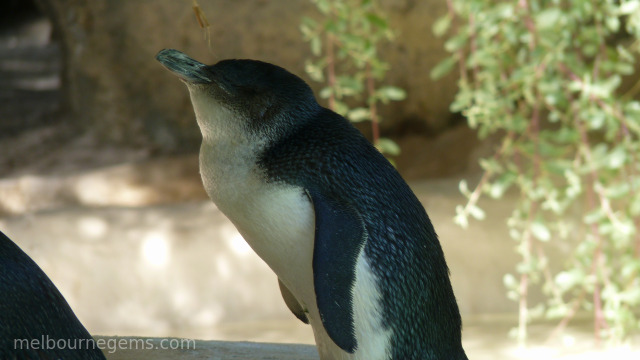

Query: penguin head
156 49 319 139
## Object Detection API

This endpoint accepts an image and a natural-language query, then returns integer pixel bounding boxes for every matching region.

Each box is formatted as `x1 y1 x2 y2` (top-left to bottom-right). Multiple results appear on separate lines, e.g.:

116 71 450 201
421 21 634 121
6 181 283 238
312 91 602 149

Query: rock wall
34 0 458 150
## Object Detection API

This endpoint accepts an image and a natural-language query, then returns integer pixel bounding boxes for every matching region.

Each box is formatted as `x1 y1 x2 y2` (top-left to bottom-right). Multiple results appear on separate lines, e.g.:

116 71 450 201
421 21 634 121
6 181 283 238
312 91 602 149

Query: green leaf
347 107 370 122
310 36 322 56
459 179 471 197
377 86 406 101
503 273 518 289
530 221 551 242
337 76 363 96
333 100 349 116
315 0 331 14
430 56 457 80
376 137 401 156
479 157 502 173
620 1 640 14
617 44 635 63
631 194 640 216
304 60 325 82
535 8 563 30
621 261 640 278
620 287 640 305
433 14 452 37
564 169 582 198
319 86 333 99
605 182 630 198
546 304 570 319
365 13 388 29
468 204 486 220
606 146 627 169
605 16 620 32
555 269 584 292
584 208 604 224
489 173 515 199
300 17 317 39
454 205 469 228
444 33 468 52
588 112 606 130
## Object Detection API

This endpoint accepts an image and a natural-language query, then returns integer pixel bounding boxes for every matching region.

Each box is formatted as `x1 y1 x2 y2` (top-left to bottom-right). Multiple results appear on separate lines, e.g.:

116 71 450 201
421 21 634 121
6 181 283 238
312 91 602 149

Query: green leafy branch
435 0 640 346
301 0 406 157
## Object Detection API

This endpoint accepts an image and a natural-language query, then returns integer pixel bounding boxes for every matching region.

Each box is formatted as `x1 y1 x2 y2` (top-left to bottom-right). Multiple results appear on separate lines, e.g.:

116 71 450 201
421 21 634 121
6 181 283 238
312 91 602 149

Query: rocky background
3 0 485 180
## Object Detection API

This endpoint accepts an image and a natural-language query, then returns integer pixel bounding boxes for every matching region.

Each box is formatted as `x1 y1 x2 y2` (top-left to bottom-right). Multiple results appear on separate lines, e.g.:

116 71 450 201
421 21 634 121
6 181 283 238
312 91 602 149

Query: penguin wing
306 189 366 354
278 277 309 324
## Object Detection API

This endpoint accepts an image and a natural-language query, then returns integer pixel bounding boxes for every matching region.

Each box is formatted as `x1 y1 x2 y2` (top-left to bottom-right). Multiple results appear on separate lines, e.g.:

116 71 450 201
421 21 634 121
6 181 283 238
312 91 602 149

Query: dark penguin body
0 231 106 360
156 49 467 360
260 109 466 359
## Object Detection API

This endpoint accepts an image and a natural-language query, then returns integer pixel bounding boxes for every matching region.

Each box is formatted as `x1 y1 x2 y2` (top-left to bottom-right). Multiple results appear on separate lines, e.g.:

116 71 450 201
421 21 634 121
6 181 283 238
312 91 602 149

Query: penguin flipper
278 278 309 324
307 189 366 354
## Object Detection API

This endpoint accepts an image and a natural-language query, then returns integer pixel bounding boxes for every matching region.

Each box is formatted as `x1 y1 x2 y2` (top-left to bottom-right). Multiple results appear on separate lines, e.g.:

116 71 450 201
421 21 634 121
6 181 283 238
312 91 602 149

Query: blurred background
0 0 638 359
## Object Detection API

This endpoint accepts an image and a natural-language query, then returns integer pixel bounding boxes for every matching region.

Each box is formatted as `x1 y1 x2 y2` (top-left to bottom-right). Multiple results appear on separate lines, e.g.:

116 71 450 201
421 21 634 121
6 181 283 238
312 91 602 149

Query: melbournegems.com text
14 336 196 354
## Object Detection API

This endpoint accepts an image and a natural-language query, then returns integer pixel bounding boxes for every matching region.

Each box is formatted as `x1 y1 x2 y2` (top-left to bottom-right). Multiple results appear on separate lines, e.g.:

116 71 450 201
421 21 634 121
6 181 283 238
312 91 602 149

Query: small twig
446 0 467 83
517 198 540 346
536 243 561 301
326 33 337 111
468 13 479 80
365 62 380 145
593 182 623 227
518 0 537 51
192 0 212 51
517 84 543 345
547 289 587 342
459 132 516 219
620 123 640 258
576 117 609 345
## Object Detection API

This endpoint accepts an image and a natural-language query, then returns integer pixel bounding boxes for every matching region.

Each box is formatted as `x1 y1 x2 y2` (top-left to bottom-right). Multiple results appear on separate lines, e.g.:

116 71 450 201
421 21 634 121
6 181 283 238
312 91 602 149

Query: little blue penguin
0 231 106 359
156 48 468 360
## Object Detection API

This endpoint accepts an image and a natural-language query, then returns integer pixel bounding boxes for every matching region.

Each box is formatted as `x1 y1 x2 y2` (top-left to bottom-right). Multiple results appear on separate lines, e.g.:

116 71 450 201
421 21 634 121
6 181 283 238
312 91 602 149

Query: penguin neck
187 88 269 209
188 88 246 143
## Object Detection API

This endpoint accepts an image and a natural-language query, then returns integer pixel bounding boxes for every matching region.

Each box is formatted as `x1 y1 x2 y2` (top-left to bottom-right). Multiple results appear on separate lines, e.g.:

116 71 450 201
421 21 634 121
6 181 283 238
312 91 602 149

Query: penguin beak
156 49 213 84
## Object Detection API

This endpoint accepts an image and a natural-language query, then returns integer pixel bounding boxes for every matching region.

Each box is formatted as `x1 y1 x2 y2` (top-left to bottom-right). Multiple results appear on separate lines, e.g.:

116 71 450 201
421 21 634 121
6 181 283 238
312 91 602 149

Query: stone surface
0 155 206 215
90 324 640 359
0 16 61 137
96 338 320 360
0 5 485 181
34 0 457 149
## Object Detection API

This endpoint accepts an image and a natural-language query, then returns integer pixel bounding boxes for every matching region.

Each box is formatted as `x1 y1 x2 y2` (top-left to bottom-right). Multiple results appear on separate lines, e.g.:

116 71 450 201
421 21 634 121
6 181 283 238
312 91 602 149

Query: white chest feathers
191 91 316 297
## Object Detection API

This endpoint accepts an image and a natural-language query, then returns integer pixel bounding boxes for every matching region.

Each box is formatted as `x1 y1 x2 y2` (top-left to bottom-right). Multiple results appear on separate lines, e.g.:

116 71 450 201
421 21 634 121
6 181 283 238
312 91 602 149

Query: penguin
156 48 468 360
0 231 106 360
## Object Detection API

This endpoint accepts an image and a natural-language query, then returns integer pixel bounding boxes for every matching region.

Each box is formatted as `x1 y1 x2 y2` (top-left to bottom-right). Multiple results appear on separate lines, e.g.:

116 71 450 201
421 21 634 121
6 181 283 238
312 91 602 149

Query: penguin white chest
190 89 317 297
220 181 316 284
199 141 316 294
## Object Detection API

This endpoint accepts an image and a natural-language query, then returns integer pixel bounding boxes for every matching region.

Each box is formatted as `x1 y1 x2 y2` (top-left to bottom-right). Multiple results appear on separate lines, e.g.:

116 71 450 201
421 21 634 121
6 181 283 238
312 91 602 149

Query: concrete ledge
93 332 640 360
95 337 318 360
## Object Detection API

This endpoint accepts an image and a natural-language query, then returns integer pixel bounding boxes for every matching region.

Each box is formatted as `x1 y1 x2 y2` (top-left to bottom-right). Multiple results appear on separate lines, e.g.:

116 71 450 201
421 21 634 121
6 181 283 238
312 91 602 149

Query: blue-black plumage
157 48 468 360
0 231 106 359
